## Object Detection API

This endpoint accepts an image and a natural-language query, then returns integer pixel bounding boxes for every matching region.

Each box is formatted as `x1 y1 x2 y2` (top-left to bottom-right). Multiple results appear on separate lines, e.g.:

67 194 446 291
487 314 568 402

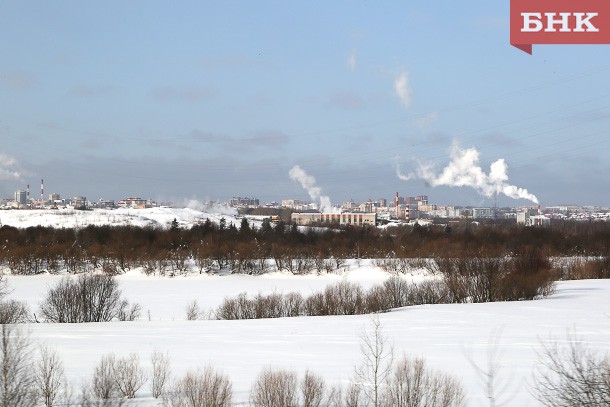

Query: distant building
98 199 116 209
292 212 377 226
229 197 259 207
472 208 494 219
14 190 27 205
117 197 151 209
517 209 550 226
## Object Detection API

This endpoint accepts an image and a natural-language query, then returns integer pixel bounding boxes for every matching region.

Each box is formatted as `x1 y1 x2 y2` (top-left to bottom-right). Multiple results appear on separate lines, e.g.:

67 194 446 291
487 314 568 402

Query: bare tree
463 327 514 407
0 299 30 323
35 346 65 407
354 316 394 407
344 382 362 407
384 355 466 407
533 332 610 407
163 366 232 407
185 299 200 321
301 370 325 407
92 354 117 400
151 349 171 399
113 353 147 399
250 367 298 407
0 324 36 407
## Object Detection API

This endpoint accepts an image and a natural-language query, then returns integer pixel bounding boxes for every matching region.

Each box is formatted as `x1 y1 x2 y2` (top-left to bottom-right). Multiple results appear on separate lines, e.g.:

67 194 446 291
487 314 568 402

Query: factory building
517 207 550 227
291 212 377 226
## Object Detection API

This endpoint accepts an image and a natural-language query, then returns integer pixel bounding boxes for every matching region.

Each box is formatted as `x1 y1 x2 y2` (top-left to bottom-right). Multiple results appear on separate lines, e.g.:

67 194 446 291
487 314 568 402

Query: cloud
243 130 290 146
416 111 438 130
151 86 218 103
396 142 539 203
0 70 37 90
68 85 114 97
346 49 357 72
0 152 28 181
394 70 412 108
329 91 364 110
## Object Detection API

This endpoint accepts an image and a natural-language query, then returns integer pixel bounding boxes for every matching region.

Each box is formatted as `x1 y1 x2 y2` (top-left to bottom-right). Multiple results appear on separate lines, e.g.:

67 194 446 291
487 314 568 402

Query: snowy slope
4 271 610 406
0 206 245 229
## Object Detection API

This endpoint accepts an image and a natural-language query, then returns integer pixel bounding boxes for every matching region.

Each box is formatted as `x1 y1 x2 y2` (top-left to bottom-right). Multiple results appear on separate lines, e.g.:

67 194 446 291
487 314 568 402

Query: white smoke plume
396 143 539 204
0 153 24 180
289 165 337 213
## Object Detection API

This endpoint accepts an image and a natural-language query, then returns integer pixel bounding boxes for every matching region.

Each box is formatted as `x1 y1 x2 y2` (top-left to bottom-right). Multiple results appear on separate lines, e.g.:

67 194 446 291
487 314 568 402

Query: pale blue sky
1 1 609 206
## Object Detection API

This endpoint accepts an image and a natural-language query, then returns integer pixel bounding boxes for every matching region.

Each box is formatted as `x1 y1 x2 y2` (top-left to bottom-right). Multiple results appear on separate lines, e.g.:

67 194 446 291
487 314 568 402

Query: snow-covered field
3 270 609 406
1 209 609 406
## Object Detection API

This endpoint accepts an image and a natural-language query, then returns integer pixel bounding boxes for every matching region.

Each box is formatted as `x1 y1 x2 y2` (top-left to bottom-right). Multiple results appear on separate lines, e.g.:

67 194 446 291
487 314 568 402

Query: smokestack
405 206 410 222
41 179 44 207
26 184 30 202
538 205 541 226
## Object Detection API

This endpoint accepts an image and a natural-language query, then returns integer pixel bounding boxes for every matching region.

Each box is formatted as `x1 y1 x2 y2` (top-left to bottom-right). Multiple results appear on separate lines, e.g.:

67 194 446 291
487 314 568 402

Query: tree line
1 218 610 276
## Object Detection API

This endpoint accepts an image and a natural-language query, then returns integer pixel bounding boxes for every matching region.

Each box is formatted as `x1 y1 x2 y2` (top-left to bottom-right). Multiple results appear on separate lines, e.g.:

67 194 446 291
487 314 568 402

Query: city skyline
1 2 609 207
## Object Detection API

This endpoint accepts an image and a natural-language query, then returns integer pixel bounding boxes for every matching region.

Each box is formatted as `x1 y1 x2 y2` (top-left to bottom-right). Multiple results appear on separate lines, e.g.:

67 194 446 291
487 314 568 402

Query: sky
1 1 609 207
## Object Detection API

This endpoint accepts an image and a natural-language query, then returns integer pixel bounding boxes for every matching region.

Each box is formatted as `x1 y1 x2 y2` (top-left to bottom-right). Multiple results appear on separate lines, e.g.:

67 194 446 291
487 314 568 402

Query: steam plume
0 153 24 180
396 144 539 204
289 165 335 213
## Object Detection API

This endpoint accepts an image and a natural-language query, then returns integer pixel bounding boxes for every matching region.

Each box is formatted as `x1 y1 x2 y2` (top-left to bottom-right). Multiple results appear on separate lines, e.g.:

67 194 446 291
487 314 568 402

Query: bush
163 367 232 407
384 355 467 407
250 367 298 407
534 333 610 407
0 299 30 323
113 353 147 399
39 274 140 323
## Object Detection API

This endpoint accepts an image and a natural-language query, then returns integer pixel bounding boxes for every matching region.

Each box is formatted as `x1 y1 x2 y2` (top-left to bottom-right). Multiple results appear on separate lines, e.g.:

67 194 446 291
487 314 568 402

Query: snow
0 207 245 229
3 272 610 406
1 208 609 406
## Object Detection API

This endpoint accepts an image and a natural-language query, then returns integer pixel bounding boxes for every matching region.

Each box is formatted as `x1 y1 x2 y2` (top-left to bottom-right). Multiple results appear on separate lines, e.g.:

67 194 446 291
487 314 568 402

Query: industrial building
291 212 377 226
517 207 550 226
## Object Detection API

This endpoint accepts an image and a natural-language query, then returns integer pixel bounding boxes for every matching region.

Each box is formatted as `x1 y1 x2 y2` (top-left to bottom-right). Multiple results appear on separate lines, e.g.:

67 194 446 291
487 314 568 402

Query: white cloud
417 111 439 130
346 49 357 72
394 70 412 108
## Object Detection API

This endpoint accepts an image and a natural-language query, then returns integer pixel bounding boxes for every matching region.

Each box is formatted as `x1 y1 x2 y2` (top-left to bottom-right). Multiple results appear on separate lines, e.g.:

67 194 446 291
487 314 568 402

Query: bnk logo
510 0 610 54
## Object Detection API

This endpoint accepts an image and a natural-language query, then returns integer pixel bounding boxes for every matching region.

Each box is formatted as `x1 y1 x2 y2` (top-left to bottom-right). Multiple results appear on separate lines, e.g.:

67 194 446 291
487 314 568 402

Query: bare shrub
113 353 147 399
250 367 298 407
40 274 140 323
384 355 467 407
305 281 365 316
92 354 117 400
301 370 325 407
0 299 30 323
0 325 36 407
163 366 232 407
185 299 200 321
533 333 610 407
117 300 141 322
151 350 171 399
344 382 362 407
35 346 65 407
79 384 124 407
